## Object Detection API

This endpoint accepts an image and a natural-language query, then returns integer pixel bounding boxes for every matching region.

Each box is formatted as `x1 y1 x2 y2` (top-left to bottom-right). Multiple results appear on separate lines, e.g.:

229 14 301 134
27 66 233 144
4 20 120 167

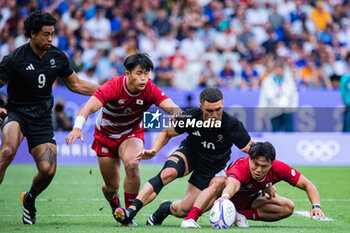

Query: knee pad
148 154 186 195
148 173 163 195
162 154 185 178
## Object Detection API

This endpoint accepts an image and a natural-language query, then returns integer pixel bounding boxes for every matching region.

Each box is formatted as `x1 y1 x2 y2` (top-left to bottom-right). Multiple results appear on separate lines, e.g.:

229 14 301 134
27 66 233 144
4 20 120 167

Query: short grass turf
0 165 349 233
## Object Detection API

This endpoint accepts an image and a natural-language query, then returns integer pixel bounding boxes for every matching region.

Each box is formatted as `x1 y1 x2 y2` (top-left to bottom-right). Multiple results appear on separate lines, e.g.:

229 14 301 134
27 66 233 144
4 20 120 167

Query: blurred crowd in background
1 0 350 90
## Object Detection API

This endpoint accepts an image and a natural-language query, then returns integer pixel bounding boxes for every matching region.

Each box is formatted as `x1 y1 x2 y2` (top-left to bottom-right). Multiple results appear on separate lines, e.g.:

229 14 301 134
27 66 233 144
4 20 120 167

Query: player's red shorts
91 127 144 158
230 192 261 210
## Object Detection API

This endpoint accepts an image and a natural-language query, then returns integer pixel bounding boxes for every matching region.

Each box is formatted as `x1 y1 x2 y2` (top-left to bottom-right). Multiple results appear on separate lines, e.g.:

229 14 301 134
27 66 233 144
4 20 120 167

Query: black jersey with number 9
0 43 73 119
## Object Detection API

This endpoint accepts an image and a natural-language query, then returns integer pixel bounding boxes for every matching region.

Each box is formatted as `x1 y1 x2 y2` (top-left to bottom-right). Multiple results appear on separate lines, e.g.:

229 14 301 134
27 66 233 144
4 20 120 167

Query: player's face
125 66 150 92
31 25 55 51
200 100 224 121
249 156 272 181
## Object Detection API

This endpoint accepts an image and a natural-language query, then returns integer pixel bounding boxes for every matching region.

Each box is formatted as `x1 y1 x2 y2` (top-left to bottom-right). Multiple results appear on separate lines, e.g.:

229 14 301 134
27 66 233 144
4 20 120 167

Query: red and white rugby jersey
226 157 301 196
93 75 168 139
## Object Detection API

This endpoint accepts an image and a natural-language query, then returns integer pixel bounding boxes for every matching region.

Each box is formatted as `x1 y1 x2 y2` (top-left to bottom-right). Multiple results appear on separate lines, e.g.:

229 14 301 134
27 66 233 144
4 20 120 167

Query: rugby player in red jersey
66 52 182 225
181 141 326 228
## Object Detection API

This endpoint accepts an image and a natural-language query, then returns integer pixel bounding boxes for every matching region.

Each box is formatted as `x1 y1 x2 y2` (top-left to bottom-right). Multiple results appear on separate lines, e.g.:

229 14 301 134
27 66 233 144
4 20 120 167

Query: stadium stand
1 0 350 89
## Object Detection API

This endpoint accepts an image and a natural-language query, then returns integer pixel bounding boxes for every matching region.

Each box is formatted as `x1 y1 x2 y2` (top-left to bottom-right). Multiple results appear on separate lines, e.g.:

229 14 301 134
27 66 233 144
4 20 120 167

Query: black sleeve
0 55 12 83
58 52 74 78
231 120 251 150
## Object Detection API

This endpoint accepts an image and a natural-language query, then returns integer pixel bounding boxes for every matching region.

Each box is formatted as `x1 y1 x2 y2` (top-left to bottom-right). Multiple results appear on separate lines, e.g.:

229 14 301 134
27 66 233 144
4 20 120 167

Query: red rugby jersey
226 157 301 196
93 75 168 139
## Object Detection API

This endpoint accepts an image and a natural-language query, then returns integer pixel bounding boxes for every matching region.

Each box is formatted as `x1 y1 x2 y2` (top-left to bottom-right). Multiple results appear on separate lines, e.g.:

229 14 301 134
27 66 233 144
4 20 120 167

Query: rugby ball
209 199 236 229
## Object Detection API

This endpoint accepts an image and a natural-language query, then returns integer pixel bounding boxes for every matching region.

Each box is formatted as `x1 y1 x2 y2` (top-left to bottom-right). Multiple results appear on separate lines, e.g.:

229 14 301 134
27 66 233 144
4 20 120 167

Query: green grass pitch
0 164 349 233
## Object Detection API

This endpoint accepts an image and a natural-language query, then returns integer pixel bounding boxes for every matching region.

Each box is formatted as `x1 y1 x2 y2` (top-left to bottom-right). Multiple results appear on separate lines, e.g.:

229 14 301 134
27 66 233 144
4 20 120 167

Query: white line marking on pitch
292 198 350 202
35 198 180 202
293 211 334 221
0 213 151 217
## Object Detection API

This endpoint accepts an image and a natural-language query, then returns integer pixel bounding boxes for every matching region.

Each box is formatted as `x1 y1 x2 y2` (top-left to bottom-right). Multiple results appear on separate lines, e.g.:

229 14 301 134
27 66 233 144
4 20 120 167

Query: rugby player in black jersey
114 87 254 226
0 11 98 224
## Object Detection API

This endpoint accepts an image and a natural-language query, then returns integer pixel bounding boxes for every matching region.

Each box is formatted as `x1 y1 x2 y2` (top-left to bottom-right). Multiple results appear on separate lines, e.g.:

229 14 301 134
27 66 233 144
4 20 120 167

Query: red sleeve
273 160 301 186
93 78 118 105
226 158 250 185
147 80 169 106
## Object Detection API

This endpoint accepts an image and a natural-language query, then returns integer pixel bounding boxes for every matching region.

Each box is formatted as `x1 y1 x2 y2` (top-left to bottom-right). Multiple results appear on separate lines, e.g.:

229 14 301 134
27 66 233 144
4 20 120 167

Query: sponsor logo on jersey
192 130 201 137
266 182 272 188
26 63 35 70
118 99 125 105
124 107 132 114
247 184 253 189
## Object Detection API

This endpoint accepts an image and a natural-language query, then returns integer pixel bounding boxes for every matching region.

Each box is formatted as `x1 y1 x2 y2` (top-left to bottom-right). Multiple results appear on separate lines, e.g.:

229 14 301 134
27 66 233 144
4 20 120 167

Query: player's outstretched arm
158 98 183 119
61 72 99 95
295 174 326 219
66 96 103 145
137 127 180 160
218 177 241 201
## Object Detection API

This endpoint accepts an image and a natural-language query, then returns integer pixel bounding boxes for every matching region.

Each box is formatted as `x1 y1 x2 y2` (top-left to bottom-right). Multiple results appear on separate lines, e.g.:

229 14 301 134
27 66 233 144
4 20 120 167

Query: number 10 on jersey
201 141 216 150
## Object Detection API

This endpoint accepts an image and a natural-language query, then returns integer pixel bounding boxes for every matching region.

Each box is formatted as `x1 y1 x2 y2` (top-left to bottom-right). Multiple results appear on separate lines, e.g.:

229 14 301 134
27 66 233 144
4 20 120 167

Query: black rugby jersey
0 43 73 118
174 107 251 162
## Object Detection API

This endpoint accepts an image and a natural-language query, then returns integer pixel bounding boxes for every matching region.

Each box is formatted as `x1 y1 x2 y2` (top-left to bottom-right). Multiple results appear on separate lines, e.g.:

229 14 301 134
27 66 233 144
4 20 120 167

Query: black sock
132 199 143 213
153 201 172 220
125 199 143 221
28 188 38 200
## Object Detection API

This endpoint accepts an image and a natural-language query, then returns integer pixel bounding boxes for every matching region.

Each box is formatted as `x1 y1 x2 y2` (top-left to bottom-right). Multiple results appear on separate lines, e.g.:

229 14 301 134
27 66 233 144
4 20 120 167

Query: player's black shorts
175 139 228 190
1 111 56 150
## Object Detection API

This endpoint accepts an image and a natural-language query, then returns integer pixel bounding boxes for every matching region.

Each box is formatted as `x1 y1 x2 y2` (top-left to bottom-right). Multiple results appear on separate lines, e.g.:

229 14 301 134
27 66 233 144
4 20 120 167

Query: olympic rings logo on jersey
296 139 340 162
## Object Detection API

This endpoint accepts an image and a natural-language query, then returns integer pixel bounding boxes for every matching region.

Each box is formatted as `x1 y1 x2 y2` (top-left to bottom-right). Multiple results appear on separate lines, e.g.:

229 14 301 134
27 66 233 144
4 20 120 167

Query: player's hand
136 149 157 160
310 208 325 220
171 109 183 122
66 128 84 145
262 185 276 200
0 107 7 124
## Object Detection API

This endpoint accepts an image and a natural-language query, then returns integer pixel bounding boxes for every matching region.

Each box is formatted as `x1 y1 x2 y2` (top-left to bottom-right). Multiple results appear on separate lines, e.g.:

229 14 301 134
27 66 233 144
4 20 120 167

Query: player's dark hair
124 52 154 72
24 10 57 38
199 88 223 103
248 142 276 163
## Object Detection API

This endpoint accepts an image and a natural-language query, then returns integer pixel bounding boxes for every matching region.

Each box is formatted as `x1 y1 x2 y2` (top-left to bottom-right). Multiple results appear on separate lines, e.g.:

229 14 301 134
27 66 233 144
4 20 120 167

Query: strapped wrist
312 204 321 209
73 115 85 129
